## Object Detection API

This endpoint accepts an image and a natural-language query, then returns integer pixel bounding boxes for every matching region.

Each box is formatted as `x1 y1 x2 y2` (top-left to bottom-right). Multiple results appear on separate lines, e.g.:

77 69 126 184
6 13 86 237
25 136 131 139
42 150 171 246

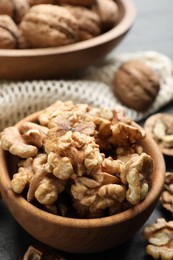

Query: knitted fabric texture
0 51 173 131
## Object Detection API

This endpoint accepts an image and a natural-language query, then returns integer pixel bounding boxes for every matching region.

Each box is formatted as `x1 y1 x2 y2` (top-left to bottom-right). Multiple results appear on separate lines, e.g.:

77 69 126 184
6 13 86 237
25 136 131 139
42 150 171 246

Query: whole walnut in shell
92 0 119 31
0 0 29 24
0 15 19 49
65 5 101 41
19 4 79 48
114 60 160 112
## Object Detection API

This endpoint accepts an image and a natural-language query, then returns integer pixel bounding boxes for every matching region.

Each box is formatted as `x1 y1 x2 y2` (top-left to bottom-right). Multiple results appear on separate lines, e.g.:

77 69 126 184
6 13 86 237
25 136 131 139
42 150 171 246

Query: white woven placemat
0 51 173 131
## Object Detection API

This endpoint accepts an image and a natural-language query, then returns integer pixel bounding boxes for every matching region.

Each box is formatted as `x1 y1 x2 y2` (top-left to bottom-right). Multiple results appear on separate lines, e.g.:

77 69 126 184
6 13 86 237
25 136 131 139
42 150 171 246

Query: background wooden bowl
0 0 136 81
0 111 165 254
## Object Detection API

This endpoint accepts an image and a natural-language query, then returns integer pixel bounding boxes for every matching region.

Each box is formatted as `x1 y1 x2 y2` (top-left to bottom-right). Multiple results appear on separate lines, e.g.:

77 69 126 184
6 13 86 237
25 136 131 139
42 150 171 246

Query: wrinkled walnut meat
152 118 173 148
144 113 173 156
143 218 173 260
23 245 66 260
160 172 173 215
114 60 160 112
0 101 154 218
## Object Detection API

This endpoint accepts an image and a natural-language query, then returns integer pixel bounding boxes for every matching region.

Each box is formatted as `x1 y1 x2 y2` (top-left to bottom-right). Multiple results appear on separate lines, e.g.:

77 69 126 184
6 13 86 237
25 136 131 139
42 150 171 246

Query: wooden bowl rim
0 0 136 57
0 110 165 229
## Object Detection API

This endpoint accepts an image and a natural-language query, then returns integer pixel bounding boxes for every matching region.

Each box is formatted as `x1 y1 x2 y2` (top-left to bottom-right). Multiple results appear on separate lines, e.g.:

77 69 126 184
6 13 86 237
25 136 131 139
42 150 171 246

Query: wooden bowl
144 113 173 156
0 0 136 81
0 111 166 253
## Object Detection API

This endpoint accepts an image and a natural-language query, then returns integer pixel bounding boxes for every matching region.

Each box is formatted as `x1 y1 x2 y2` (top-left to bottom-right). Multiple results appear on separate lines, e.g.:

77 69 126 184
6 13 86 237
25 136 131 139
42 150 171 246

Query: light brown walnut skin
0 15 19 49
3 101 153 219
0 0 29 24
19 4 79 48
114 60 160 112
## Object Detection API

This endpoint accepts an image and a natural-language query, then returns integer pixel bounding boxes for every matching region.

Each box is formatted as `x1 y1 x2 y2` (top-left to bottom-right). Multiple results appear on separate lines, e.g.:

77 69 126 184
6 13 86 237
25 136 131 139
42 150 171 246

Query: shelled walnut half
160 172 173 215
143 218 173 260
144 113 173 156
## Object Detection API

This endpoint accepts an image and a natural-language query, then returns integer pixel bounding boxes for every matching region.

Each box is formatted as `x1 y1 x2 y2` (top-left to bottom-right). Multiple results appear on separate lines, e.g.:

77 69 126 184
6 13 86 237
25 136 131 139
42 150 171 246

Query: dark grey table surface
1 0 173 259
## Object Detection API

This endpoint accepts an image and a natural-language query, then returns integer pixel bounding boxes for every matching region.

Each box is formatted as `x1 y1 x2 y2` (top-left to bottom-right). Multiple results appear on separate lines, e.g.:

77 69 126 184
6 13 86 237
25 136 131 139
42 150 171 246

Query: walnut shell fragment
144 113 173 156
19 4 79 48
114 60 160 112
143 218 173 260
0 15 19 49
0 0 29 24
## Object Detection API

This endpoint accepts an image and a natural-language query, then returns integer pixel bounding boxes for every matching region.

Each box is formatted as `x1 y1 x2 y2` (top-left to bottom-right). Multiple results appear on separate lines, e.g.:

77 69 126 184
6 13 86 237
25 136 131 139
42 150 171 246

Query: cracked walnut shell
114 60 160 112
19 4 79 48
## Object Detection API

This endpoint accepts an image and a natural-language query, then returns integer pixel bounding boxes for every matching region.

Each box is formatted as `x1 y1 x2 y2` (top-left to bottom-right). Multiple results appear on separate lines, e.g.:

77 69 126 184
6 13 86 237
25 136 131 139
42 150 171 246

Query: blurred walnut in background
0 0 29 24
92 0 119 32
113 60 160 112
65 5 101 41
0 0 120 49
0 15 19 49
58 0 95 6
19 4 79 48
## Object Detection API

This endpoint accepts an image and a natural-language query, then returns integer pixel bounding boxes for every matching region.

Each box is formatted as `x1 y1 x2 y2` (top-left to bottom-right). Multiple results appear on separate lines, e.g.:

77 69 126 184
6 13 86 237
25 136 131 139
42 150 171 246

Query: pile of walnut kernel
0 100 154 219
0 0 119 49
143 113 173 259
